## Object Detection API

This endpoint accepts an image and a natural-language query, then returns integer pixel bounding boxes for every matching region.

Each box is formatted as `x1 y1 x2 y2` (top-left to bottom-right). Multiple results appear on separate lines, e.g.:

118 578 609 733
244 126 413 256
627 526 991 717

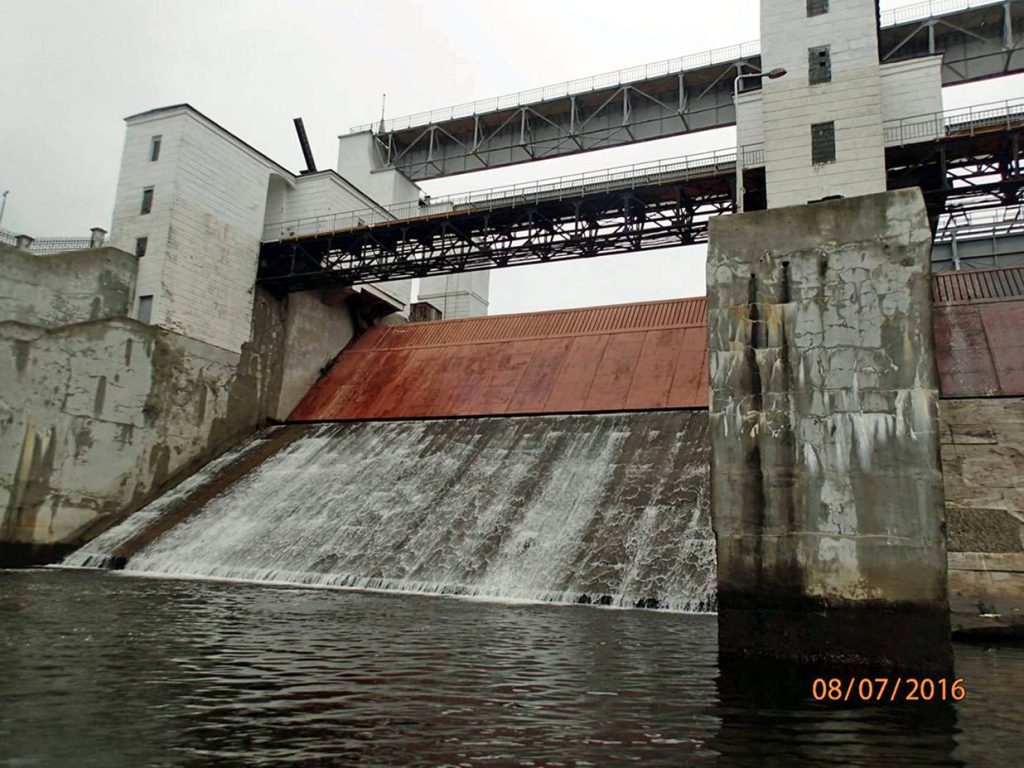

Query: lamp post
733 67 787 213
0 190 8 229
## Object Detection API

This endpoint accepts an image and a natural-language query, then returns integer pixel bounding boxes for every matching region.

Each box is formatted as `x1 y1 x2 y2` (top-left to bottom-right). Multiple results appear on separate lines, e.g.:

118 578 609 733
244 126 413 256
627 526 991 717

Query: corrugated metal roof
291 298 709 421
291 267 1024 422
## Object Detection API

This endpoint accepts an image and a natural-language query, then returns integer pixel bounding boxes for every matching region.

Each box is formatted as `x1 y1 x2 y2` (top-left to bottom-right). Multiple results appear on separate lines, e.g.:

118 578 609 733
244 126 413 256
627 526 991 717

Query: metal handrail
883 97 1024 146
934 206 1024 242
879 0 1003 26
349 40 762 134
271 97 1024 242
351 0 1002 135
0 228 100 255
263 145 765 242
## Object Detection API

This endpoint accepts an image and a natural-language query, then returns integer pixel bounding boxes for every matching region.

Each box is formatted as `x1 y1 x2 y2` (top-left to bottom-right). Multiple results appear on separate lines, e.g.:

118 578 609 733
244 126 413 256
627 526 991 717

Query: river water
1 570 1022 767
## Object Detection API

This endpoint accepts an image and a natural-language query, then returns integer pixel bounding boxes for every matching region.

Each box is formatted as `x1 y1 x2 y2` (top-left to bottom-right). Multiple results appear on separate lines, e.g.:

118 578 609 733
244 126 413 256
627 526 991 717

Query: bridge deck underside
259 168 747 292
372 3 1024 179
259 126 1023 292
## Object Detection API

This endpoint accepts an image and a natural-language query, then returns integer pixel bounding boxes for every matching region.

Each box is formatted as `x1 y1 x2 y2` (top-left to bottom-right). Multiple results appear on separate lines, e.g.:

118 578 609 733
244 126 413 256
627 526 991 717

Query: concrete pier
707 189 952 672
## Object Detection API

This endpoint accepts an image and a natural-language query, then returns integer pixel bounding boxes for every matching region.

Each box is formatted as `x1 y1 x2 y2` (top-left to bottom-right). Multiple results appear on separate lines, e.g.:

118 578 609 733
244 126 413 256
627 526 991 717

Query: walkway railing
0 228 104 256
880 0 1004 27
883 97 1024 146
350 40 762 134
270 98 1023 243
263 145 764 242
352 0 1001 135
934 206 1024 243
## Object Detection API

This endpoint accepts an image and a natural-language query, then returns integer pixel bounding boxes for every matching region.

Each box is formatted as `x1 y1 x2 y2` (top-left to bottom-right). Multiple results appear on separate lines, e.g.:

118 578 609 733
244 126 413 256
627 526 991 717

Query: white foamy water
66 413 715 612
64 427 290 569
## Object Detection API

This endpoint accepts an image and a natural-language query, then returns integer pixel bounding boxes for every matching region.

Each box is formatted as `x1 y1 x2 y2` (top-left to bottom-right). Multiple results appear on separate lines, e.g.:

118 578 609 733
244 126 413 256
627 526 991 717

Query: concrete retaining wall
0 245 136 328
0 290 286 566
0 236 386 565
941 397 1024 635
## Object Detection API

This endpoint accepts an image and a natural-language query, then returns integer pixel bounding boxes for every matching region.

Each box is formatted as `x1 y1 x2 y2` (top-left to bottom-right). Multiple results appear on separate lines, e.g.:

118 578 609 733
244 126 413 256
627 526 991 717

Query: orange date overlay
811 677 967 703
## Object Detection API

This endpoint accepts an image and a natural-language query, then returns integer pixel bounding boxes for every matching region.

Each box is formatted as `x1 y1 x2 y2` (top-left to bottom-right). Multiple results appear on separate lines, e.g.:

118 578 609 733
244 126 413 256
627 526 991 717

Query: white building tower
738 0 944 209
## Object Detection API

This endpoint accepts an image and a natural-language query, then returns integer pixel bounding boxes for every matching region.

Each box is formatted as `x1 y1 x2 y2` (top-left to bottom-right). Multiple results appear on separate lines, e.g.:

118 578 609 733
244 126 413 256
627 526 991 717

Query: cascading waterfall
65 411 716 612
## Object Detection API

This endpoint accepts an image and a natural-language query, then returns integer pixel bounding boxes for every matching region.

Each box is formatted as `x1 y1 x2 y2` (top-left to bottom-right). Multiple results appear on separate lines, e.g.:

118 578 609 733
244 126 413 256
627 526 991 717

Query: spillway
66 412 715 612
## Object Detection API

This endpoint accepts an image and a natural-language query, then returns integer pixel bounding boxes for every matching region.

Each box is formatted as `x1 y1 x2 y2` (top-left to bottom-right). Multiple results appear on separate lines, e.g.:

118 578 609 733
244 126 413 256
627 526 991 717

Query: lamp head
766 67 788 79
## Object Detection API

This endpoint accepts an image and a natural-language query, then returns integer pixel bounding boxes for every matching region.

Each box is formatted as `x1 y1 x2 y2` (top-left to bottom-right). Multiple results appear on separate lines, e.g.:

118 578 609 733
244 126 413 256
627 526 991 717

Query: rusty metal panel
930 266 1024 398
291 298 710 421
506 338 575 414
625 328 685 410
983 303 1024 394
584 332 648 412
932 263 1024 398
667 327 709 408
292 270 1024 421
544 335 610 413
933 306 1001 397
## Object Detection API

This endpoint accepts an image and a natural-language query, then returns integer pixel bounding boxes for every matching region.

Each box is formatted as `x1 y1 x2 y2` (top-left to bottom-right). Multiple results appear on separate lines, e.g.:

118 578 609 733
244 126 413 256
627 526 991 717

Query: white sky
0 0 1020 315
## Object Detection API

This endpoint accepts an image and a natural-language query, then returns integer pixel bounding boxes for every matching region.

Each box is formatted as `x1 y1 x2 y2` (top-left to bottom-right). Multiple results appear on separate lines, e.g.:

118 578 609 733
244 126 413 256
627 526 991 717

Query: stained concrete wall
708 189 950 670
0 245 288 566
0 235 401 564
940 397 1024 635
0 245 136 327
275 289 356 420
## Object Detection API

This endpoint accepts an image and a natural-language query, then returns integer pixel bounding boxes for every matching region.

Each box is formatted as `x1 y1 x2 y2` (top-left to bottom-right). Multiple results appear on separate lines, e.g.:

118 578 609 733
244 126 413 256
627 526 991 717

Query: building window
140 187 154 215
811 122 836 164
138 295 153 324
135 237 148 258
150 135 162 162
809 46 831 85
807 0 828 16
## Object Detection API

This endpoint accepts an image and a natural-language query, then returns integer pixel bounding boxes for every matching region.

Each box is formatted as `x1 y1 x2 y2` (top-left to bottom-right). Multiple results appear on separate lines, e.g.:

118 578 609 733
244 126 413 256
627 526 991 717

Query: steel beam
353 2 1024 180
260 125 1024 293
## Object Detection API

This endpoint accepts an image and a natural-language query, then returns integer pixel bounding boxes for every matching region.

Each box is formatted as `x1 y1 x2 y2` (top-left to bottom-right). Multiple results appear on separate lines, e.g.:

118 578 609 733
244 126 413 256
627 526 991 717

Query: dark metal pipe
293 117 317 173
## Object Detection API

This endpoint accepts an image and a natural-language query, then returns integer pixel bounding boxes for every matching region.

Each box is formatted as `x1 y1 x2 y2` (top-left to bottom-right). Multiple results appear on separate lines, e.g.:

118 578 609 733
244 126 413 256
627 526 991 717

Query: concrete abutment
707 189 952 672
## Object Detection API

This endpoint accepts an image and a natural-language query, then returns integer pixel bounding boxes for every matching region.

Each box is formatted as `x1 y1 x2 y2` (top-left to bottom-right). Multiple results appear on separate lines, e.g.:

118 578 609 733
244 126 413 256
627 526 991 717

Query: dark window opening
811 122 836 165
807 0 829 16
150 135 162 162
809 46 831 84
138 295 153 324
135 237 148 258
140 187 154 215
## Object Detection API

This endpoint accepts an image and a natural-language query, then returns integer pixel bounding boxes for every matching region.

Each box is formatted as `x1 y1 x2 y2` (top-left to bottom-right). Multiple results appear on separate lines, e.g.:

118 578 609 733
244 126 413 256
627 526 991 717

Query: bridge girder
358 2 1024 180
260 126 1024 293
258 173 747 292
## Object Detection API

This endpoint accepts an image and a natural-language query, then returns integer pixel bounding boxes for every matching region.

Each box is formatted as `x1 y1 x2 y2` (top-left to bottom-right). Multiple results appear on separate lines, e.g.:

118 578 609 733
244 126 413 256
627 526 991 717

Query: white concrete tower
759 0 889 208
337 131 490 320
418 272 489 319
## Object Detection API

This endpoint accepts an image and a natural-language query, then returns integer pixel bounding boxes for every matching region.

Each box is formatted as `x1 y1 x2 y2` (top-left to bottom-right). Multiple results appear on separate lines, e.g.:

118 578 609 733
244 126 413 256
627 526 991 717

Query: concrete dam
66 299 716 610
65 247 1024 635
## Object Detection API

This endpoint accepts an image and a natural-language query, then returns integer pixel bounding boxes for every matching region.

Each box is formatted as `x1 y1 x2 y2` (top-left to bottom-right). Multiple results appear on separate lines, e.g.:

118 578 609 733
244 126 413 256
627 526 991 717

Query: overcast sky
0 0 1019 315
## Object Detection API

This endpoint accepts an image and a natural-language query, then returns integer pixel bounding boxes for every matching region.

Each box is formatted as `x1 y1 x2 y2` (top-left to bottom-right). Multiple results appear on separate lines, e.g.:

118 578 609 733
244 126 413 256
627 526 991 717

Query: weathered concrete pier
708 189 951 671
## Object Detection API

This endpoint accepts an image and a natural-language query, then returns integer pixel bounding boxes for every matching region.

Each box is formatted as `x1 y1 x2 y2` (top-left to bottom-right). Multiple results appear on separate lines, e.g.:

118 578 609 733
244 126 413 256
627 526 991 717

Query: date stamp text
811 677 967 703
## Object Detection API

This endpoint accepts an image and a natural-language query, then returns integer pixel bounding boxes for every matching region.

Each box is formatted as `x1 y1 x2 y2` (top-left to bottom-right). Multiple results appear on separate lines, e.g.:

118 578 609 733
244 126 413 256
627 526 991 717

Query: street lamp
733 67 787 213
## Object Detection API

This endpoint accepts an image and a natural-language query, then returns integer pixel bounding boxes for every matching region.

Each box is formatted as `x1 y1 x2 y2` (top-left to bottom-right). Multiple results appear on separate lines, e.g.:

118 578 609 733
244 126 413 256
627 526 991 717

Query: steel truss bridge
259 100 1024 291
348 0 1024 180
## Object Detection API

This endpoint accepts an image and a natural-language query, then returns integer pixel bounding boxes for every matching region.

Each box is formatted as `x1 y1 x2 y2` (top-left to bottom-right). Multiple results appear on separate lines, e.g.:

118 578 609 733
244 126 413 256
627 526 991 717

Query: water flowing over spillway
66 412 715 611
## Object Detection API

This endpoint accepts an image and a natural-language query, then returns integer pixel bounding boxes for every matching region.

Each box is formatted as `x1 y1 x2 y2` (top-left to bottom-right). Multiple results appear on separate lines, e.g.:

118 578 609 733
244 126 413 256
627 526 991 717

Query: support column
707 189 951 673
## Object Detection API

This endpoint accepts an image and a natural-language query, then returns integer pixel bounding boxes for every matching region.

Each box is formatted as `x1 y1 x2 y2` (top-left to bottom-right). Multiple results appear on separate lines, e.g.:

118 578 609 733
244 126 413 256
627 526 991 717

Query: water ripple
2 570 1023 767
